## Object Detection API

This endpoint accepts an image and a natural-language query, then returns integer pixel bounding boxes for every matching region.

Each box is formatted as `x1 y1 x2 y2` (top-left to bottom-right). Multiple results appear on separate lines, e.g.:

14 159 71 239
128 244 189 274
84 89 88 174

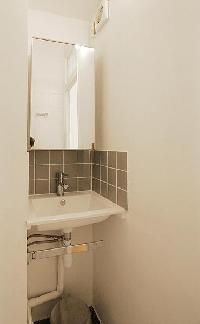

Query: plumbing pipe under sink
27 255 64 324
27 233 103 324
63 228 72 268
27 231 69 323
27 192 121 323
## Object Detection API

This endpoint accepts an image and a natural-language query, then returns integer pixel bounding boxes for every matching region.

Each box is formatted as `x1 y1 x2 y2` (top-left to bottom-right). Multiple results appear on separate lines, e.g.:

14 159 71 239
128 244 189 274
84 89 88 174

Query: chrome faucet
56 172 69 196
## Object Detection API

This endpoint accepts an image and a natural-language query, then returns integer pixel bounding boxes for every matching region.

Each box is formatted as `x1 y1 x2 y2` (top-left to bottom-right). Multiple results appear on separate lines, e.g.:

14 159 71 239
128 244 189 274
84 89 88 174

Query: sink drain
60 199 66 206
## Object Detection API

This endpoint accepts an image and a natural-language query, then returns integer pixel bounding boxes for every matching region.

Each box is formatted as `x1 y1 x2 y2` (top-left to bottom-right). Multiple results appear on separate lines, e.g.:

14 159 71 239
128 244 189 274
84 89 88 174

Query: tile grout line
93 163 127 172
90 150 93 190
33 162 94 167
106 152 109 199
76 151 79 191
92 176 128 191
62 150 64 173
106 151 108 197
100 154 102 195
48 150 50 194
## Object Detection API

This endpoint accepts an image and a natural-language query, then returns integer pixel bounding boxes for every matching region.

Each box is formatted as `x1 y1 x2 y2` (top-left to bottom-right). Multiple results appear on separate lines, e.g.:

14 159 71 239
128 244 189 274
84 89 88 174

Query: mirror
29 38 95 149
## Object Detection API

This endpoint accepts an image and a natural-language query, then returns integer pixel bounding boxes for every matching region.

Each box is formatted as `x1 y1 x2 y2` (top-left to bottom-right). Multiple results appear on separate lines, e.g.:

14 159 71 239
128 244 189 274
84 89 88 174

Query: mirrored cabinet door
29 38 95 149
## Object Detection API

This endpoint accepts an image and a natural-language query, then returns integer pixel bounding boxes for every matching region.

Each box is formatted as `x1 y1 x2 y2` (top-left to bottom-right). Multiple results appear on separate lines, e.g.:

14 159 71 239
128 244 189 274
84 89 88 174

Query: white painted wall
28 9 90 47
0 1 28 323
93 0 200 323
29 0 100 22
28 9 94 320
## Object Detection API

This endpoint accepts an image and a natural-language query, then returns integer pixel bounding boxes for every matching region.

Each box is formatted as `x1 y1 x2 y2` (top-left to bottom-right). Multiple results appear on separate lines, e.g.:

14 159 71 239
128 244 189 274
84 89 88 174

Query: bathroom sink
27 191 124 231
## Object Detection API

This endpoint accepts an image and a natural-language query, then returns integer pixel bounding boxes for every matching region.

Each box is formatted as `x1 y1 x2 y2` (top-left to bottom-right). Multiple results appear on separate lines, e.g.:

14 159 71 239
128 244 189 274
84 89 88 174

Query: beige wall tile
117 170 127 190
101 166 108 182
94 151 100 164
101 181 108 198
117 152 127 171
108 168 116 186
108 151 116 168
64 150 77 164
29 150 34 165
93 178 100 194
93 165 100 179
35 150 49 165
78 178 91 191
29 165 34 180
77 150 90 163
29 180 34 195
108 185 116 203
35 165 49 180
35 180 49 195
64 164 78 178
50 179 57 194
100 151 108 166
50 150 63 164
117 189 128 210
77 164 91 177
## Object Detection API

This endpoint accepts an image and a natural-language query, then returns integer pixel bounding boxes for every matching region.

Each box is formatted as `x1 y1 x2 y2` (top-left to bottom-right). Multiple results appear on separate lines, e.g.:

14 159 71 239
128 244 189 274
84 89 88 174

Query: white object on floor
50 296 92 324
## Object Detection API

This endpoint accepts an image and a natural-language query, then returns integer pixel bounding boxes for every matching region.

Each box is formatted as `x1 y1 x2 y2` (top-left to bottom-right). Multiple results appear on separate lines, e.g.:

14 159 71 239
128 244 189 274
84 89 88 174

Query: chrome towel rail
27 240 103 263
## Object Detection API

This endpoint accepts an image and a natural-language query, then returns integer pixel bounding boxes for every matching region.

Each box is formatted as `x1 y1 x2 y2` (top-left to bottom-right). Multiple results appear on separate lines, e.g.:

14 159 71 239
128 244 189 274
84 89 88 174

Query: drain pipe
27 255 64 324
27 238 67 324
63 229 72 268
27 230 72 323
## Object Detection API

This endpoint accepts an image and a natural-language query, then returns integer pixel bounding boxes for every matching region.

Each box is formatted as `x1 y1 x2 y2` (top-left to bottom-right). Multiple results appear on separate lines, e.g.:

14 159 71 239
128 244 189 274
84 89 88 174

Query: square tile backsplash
92 150 128 210
29 150 92 195
29 149 128 210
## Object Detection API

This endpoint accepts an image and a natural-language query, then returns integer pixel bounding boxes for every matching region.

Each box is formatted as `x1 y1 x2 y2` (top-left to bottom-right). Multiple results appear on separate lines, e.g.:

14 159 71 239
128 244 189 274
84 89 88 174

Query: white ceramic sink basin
28 191 125 231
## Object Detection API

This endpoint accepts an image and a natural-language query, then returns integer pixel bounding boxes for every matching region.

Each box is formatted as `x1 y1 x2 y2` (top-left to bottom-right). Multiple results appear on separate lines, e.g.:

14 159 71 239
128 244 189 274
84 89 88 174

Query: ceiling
29 0 101 21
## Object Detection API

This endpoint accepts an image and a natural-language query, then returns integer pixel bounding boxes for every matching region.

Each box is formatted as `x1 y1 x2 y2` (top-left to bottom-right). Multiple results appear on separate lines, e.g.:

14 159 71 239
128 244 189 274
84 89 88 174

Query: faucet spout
56 172 69 196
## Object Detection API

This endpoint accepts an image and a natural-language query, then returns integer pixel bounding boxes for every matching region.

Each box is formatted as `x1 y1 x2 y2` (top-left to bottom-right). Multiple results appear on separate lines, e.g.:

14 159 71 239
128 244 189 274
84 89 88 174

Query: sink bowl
28 191 125 231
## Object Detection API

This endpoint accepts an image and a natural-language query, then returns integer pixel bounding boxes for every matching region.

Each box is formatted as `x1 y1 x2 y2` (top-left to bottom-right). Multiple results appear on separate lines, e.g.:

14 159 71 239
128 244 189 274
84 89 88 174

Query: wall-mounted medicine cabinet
28 37 95 150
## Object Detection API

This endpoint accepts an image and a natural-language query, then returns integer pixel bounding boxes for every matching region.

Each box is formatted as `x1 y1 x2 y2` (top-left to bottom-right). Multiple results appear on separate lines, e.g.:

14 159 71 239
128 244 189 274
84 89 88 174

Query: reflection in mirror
30 38 95 149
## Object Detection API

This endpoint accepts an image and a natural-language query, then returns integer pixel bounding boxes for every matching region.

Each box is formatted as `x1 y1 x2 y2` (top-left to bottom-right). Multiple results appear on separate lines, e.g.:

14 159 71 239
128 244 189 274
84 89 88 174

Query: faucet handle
64 184 69 190
64 174 69 190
